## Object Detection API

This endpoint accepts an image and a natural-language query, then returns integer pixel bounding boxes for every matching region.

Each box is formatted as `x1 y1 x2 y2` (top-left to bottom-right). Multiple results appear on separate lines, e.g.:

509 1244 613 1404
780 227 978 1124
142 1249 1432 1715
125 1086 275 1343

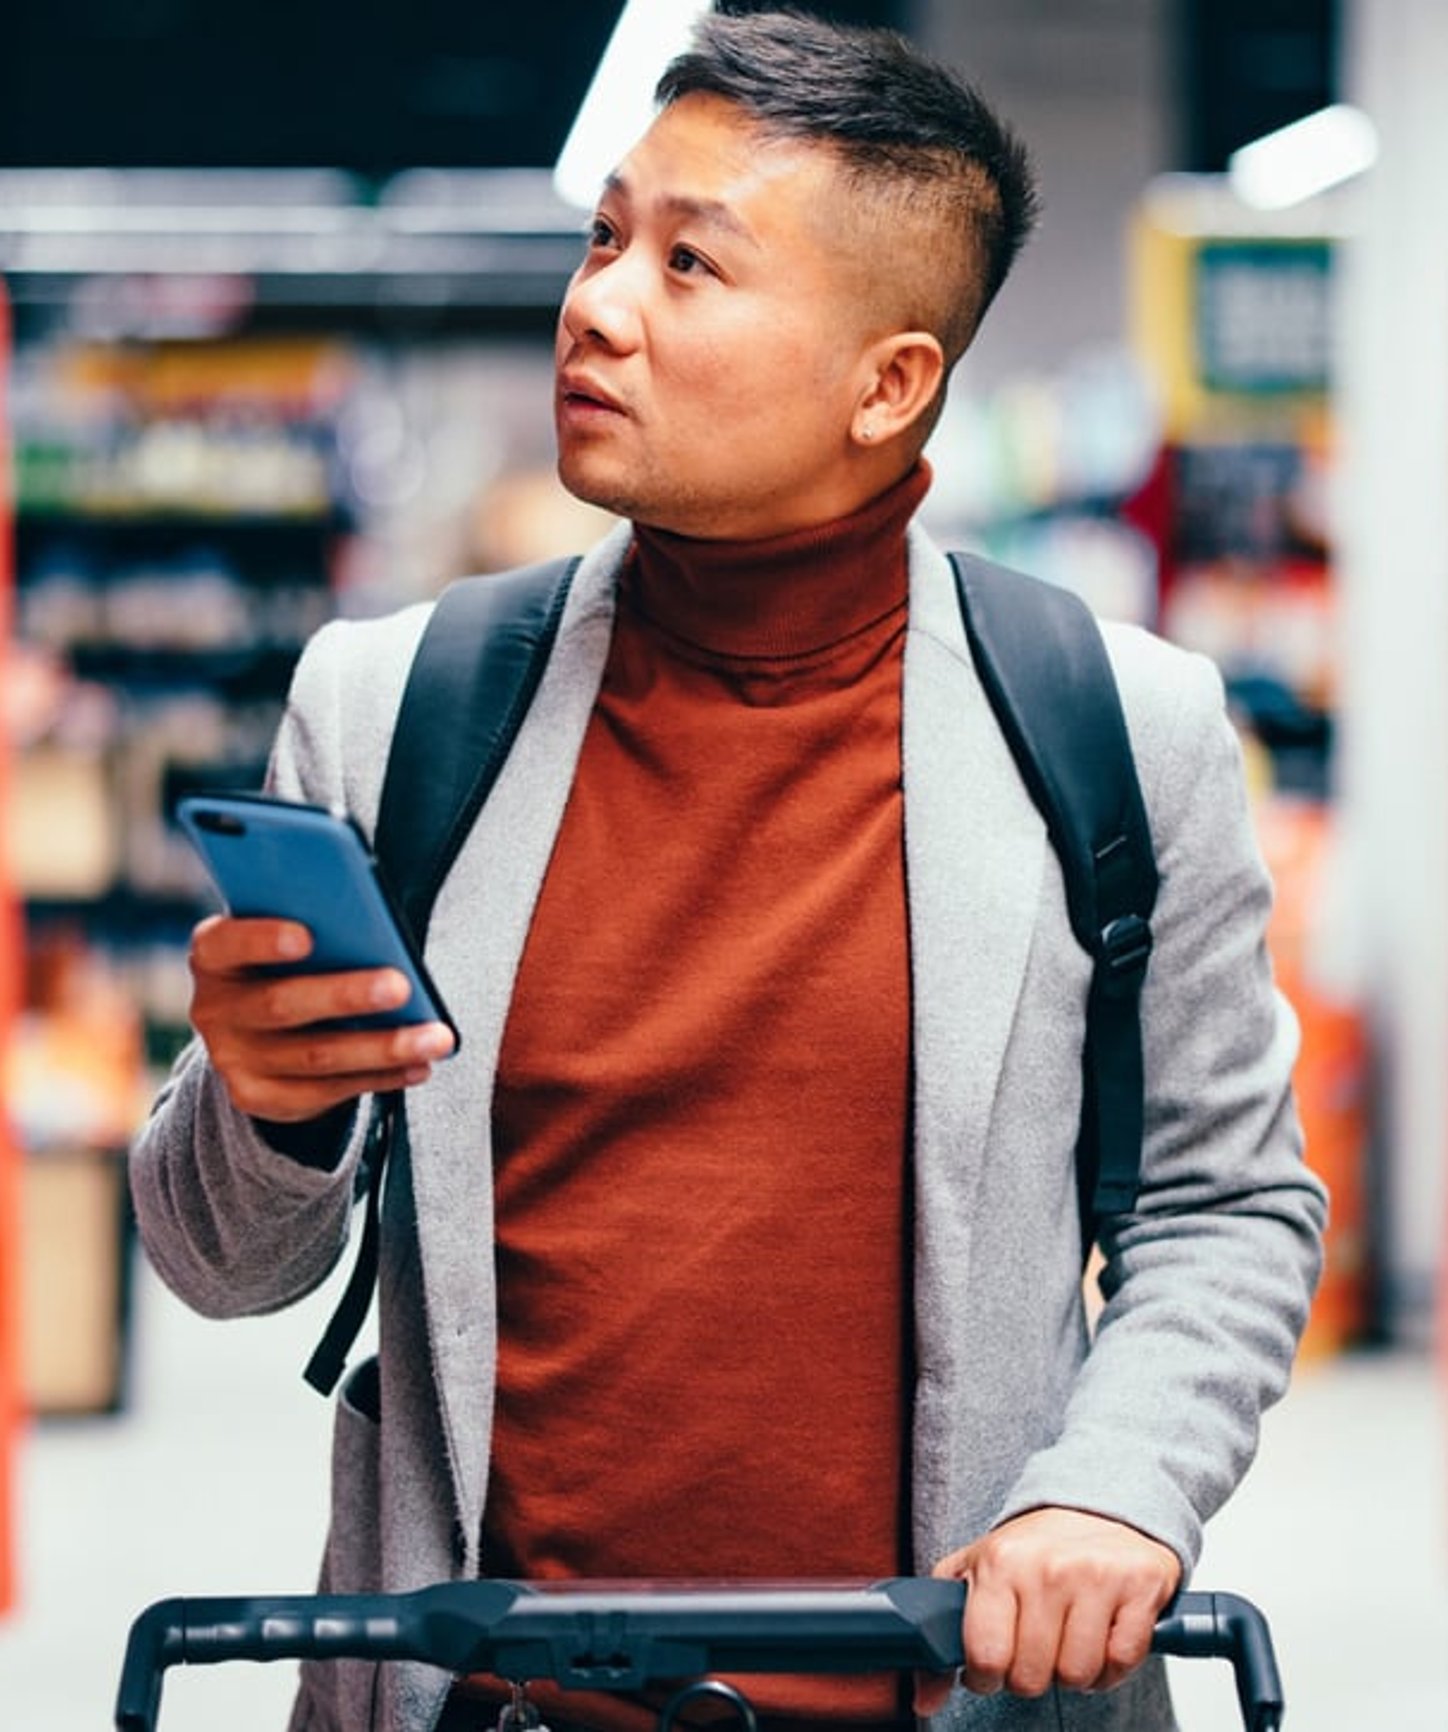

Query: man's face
554 93 883 541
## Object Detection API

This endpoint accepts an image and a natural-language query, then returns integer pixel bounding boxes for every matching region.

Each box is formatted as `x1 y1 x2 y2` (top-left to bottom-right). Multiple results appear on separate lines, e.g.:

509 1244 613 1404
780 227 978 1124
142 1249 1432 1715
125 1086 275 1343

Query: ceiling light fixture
553 0 714 211
1229 103 1380 211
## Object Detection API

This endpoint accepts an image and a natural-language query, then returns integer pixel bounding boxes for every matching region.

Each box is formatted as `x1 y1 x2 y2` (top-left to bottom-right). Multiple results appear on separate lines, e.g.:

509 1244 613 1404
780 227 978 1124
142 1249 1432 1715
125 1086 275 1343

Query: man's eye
586 218 619 250
669 245 710 275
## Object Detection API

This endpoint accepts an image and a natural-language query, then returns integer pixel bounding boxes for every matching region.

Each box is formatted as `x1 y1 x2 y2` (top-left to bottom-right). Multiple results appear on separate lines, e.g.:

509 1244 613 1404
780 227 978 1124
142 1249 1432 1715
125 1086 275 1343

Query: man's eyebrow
601 171 761 248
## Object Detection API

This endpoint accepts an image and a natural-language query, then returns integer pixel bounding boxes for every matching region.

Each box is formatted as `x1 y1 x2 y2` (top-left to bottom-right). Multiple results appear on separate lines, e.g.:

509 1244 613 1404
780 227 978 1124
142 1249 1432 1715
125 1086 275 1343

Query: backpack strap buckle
1097 913 1153 996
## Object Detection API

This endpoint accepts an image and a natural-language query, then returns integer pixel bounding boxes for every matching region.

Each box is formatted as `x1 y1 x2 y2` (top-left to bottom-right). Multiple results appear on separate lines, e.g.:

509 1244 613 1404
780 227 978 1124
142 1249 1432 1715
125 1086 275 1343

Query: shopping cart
114 1576 1285 1731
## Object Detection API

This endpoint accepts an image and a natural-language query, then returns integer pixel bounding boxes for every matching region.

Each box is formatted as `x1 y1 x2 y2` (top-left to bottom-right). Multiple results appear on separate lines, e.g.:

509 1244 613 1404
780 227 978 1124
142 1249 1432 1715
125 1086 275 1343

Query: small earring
860 423 875 442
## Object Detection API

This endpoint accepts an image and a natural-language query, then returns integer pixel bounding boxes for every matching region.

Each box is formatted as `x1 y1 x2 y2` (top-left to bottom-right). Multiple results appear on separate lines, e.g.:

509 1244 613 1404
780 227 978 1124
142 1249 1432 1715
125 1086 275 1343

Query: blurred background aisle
0 1264 333 1732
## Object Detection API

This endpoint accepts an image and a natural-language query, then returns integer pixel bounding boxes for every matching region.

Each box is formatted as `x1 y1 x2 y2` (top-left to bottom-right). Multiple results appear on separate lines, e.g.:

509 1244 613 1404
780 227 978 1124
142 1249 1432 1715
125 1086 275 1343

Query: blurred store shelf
0 168 584 330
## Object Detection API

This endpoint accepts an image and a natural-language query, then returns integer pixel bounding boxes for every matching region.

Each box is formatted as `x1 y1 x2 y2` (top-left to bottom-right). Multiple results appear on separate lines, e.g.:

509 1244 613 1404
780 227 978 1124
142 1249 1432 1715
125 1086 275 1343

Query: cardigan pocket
329 1353 382 1583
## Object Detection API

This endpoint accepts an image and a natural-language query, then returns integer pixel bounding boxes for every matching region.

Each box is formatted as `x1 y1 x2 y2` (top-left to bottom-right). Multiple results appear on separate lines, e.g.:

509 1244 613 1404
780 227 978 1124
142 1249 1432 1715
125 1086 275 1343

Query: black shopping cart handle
115 1578 1284 1732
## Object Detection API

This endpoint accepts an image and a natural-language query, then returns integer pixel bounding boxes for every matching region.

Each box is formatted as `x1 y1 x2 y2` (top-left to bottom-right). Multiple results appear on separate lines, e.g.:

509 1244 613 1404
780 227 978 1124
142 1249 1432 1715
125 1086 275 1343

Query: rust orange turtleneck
478 465 927 1731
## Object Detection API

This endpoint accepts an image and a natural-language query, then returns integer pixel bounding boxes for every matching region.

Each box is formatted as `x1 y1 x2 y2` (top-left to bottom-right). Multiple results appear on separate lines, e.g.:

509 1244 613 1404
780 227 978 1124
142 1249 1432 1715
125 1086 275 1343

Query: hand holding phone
177 793 458 1122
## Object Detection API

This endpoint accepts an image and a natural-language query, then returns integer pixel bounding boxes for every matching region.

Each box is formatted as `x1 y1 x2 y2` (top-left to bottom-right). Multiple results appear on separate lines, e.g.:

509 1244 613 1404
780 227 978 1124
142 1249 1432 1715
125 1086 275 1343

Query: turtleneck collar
624 462 930 661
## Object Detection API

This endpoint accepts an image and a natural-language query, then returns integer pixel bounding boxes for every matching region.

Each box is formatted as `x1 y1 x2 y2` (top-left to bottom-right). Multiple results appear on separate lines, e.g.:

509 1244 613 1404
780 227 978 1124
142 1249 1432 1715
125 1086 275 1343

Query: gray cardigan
131 522 1326 1732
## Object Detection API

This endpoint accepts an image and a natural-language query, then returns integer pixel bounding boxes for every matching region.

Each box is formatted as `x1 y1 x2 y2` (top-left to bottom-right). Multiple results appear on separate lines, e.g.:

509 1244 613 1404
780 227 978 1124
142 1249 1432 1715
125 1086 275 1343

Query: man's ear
850 331 946 447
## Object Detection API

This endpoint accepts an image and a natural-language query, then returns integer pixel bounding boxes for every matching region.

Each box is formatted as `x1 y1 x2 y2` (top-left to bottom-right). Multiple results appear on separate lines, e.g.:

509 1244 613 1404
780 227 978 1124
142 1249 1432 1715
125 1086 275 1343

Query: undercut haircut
656 6 1039 366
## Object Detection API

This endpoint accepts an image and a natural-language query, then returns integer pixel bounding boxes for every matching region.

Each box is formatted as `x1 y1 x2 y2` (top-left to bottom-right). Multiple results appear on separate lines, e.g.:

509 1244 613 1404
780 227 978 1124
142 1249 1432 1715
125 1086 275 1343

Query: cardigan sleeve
127 605 430 1318
991 631 1327 1572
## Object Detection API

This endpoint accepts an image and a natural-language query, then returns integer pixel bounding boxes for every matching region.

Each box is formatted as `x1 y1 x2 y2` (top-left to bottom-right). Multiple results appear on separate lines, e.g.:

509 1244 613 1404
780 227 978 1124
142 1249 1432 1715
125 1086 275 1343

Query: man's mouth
558 373 626 415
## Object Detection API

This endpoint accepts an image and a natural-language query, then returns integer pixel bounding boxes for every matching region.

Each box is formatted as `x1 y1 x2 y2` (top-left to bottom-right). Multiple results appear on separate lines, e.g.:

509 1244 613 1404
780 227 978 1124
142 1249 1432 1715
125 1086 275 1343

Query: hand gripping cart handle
115 1578 1284 1732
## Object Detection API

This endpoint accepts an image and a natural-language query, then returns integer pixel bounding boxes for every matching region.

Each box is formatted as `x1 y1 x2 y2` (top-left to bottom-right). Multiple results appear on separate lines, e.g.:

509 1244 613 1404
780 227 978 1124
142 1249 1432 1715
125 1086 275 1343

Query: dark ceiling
0 0 1337 180
0 1 905 178
1177 0 1337 171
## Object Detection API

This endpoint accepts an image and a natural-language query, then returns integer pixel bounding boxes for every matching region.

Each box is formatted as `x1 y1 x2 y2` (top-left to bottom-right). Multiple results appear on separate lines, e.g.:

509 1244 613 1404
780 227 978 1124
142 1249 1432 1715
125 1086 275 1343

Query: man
130 11 1326 1732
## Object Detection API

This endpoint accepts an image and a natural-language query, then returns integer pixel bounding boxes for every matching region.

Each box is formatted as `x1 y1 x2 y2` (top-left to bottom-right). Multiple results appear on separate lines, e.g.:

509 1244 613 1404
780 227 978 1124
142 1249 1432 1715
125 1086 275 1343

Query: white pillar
1336 0 1448 1343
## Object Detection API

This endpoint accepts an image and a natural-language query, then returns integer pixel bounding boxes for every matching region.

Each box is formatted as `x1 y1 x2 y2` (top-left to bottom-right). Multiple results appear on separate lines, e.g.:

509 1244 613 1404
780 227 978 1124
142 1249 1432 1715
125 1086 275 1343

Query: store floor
3 1261 1446 1732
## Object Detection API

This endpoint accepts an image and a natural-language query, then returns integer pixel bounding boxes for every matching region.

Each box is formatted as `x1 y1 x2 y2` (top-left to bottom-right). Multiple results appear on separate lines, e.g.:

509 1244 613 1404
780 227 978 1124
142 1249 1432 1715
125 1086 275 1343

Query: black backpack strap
948 551 1159 1246
303 556 579 1396
373 558 582 947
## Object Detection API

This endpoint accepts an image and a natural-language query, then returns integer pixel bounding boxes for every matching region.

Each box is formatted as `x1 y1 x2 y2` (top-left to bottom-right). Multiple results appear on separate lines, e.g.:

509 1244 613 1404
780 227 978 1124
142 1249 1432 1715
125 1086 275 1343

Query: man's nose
559 256 644 352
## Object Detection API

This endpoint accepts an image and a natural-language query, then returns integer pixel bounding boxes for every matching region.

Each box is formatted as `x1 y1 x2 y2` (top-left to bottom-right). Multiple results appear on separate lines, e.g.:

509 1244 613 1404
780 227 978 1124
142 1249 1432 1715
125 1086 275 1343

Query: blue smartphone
176 791 458 1046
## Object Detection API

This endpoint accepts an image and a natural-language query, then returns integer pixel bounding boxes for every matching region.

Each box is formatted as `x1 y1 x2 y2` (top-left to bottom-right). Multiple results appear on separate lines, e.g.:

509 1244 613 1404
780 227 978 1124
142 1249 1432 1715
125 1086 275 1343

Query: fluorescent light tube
1229 104 1379 211
553 0 714 210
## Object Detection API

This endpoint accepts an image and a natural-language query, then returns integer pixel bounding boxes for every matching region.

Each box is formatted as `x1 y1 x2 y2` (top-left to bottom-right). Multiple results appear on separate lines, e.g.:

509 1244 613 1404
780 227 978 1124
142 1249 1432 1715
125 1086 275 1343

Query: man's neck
624 461 929 660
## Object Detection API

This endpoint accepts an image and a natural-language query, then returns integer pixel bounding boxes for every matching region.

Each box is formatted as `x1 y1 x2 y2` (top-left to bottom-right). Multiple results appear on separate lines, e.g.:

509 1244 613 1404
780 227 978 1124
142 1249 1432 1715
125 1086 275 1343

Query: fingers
1095 1594 1162 1694
190 911 314 973
187 915 457 1122
206 1012 457 1123
1053 1592 1118 1694
916 1510 1181 1716
960 1577 1017 1696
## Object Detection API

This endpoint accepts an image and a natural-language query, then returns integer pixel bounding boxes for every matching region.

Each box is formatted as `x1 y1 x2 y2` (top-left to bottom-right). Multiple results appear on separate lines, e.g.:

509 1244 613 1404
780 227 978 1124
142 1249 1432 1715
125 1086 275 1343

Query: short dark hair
656 6 1039 359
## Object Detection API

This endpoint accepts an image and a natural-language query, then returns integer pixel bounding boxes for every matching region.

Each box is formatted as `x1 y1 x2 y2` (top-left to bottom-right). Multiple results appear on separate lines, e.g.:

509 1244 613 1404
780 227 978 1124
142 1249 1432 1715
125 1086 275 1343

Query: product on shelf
1161 431 1336 716
1166 557 1336 714
5 932 146 1418
920 347 1165 627
12 339 355 520
18 1145 131 1416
